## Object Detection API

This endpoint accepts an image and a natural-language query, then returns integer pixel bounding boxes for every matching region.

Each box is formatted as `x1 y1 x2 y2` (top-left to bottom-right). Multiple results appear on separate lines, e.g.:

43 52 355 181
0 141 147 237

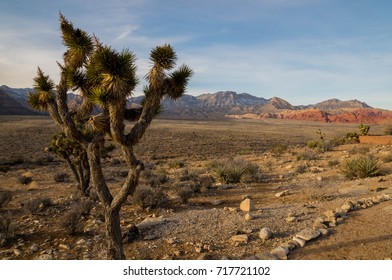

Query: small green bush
132 186 168 210
23 198 53 215
54 172 69 183
61 210 83 235
0 190 12 209
0 212 16 246
296 148 319 161
211 158 260 184
17 175 32 185
341 156 381 179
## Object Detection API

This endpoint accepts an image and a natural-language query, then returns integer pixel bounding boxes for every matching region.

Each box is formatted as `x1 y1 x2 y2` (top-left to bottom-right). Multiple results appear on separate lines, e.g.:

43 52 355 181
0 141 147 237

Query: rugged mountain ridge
2 85 391 123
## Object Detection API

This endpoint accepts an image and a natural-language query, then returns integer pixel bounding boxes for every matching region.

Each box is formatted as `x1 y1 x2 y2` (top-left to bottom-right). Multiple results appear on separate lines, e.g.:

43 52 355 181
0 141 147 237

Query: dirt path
289 199 392 260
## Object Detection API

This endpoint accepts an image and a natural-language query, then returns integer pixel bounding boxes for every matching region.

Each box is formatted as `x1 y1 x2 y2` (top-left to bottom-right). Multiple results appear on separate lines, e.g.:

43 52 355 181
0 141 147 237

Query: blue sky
1 0 392 108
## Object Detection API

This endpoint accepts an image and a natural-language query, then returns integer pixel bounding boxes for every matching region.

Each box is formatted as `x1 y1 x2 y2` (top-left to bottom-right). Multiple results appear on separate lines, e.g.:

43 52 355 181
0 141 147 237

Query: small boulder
270 246 289 260
240 198 255 212
259 227 273 241
230 234 249 244
275 190 290 198
296 229 320 241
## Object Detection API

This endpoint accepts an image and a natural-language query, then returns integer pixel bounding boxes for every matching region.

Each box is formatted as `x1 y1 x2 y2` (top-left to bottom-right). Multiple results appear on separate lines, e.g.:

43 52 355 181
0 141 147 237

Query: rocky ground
1 116 392 260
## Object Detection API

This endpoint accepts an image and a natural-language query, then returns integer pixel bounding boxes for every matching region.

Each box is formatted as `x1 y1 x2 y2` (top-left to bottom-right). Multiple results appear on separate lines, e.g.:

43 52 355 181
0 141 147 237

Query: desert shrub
0 190 12 209
270 143 288 156
146 172 168 187
296 148 319 161
359 124 370 136
71 197 95 216
132 186 168 210
0 165 10 173
54 172 69 183
295 164 307 174
349 146 370 155
168 160 185 169
17 175 32 185
61 210 83 235
211 158 261 184
384 125 392 135
382 153 392 163
179 169 199 182
328 159 340 167
174 183 194 204
341 156 381 179
23 198 53 215
0 212 16 246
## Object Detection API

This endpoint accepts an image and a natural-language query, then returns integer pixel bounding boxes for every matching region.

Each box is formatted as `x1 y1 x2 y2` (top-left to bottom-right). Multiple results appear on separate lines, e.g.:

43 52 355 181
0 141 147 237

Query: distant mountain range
1 85 392 124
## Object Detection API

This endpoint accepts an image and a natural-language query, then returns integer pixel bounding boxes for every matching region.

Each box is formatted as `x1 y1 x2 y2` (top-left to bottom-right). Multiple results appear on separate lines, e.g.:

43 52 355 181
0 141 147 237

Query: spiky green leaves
60 14 93 68
87 46 137 102
33 67 55 92
29 68 56 111
150 44 177 70
146 44 193 100
166 64 193 100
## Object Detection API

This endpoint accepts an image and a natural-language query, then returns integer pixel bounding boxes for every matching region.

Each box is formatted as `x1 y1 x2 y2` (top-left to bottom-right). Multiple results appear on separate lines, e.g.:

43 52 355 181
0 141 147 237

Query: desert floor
0 116 391 260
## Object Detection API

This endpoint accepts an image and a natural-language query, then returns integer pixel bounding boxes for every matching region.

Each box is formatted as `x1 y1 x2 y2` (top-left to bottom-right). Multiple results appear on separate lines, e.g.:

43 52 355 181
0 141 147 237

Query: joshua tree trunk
104 207 124 259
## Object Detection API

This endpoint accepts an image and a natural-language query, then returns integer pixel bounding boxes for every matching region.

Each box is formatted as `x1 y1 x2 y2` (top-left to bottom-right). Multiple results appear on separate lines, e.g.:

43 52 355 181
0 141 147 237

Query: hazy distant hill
0 85 41 115
2 85 391 123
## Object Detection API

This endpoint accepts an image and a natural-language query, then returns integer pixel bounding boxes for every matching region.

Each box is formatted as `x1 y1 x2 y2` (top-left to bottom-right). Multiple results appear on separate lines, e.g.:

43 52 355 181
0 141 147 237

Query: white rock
230 234 248 243
296 229 320 241
245 213 253 221
136 216 168 230
275 190 290 198
240 198 255 212
13 249 22 256
259 227 273 241
293 237 306 247
270 246 289 260
30 244 40 253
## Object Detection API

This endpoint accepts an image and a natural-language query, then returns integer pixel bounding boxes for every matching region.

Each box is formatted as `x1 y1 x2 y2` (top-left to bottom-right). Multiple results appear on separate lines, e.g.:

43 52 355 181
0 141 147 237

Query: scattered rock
30 243 40 253
245 213 253 221
209 199 223 206
286 216 297 223
292 237 306 248
296 229 320 241
230 234 249 244
224 207 238 212
270 246 289 260
136 216 168 230
316 176 323 182
275 190 290 198
13 249 22 256
240 198 255 212
76 239 86 246
341 202 352 213
255 252 279 260
259 227 273 241
59 244 71 250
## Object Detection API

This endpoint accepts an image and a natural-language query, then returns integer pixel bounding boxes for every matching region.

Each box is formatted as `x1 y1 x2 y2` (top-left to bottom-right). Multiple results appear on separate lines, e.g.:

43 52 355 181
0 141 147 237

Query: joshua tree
28 14 192 259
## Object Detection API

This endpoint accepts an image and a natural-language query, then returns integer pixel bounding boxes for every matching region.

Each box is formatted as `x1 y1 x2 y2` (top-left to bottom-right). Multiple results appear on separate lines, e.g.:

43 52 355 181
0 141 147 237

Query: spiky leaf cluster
60 14 93 69
28 68 55 112
48 132 84 160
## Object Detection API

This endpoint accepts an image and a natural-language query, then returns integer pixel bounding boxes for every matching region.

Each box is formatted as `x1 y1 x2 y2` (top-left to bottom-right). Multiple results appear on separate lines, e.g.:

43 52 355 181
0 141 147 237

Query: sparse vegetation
0 190 12 209
54 172 69 183
0 212 16 246
341 156 381 179
17 175 32 185
23 197 53 215
211 158 261 184
132 186 168 210
384 124 392 135
359 124 370 135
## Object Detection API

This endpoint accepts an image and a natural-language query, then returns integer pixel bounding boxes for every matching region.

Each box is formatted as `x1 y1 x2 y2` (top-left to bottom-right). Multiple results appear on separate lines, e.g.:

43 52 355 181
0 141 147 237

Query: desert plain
0 116 392 260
